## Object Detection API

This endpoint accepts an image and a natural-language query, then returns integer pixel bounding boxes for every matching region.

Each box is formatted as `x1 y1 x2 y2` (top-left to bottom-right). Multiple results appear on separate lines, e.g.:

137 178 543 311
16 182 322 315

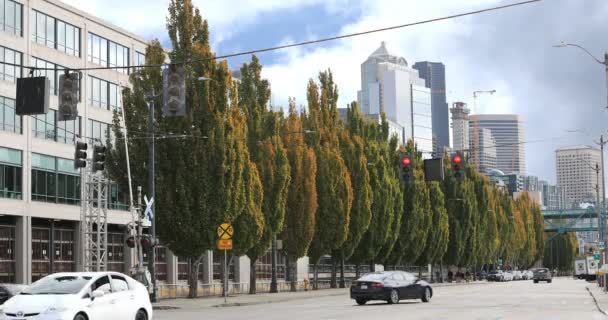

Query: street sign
595 253 601 260
217 223 233 240
217 239 233 250
144 196 154 220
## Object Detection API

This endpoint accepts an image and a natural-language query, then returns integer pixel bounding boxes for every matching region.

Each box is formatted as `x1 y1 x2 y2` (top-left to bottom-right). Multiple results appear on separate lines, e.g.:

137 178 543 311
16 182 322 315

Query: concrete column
235 255 249 284
296 256 309 281
73 221 82 272
166 249 178 284
201 250 212 284
15 216 31 284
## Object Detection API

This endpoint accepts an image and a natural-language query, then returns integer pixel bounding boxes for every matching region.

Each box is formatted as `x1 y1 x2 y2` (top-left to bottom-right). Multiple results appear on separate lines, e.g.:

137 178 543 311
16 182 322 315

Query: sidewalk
586 282 608 315
153 280 488 310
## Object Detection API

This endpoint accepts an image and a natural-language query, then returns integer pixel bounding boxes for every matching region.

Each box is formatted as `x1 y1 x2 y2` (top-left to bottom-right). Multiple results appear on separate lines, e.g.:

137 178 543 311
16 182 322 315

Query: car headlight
44 306 70 314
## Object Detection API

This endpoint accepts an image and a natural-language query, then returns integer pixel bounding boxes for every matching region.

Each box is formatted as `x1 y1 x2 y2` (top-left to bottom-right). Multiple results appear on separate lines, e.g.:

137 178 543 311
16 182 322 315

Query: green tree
416 182 449 274
333 104 372 288
281 100 318 292
238 56 291 294
304 71 353 289
107 0 264 298
544 233 577 272
389 140 431 266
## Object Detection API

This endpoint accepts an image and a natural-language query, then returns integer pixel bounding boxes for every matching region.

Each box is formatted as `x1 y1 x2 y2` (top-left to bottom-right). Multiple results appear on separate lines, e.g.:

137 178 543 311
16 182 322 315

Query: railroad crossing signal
217 223 233 240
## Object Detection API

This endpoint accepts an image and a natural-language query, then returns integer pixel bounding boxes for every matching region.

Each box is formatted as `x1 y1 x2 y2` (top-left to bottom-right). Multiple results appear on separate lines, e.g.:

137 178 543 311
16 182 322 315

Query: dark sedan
350 271 432 305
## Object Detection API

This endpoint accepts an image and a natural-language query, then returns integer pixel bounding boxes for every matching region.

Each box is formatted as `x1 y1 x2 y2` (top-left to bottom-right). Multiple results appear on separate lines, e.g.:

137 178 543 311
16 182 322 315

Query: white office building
468 126 497 175
450 102 469 152
357 41 433 155
468 114 526 174
555 145 603 206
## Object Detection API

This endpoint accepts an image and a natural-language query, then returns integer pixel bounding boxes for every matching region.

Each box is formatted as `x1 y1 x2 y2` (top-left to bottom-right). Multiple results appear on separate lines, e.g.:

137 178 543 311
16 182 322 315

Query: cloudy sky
60 0 608 184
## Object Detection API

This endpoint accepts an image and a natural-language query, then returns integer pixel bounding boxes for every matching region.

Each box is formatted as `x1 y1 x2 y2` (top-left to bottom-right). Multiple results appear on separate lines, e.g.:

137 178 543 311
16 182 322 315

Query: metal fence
156 278 354 299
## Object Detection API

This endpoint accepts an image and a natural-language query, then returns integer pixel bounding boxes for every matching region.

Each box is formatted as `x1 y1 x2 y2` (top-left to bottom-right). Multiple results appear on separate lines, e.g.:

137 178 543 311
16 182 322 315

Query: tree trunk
249 257 257 294
313 262 319 290
370 261 375 272
330 257 337 288
355 263 360 279
187 255 204 298
289 256 297 292
339 259 345 288
439 263 443 283
430 264 434 282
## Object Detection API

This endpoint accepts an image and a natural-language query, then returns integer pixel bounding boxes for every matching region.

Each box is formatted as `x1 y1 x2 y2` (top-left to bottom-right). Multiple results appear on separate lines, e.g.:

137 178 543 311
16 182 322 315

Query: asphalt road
154 278 606 320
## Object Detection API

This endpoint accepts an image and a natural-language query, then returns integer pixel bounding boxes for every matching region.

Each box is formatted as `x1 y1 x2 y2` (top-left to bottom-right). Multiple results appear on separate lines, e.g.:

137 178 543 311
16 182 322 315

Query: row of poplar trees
105 0 545 298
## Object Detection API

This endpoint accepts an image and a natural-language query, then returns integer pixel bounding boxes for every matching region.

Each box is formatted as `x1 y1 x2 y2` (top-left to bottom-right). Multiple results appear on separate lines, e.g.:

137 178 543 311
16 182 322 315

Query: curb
586 286 608 316
211 291 346 308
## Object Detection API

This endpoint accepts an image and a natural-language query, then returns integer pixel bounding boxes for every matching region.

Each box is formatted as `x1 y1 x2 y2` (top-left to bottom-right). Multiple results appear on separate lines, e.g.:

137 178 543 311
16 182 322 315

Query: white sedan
1 272 152 320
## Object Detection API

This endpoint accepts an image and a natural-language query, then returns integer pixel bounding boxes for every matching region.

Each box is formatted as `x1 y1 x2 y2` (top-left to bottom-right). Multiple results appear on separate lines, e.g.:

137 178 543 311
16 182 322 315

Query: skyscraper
468 127 497 175
450 102 469 152
468 114 526 174
555 145 603 205
413 61 449 155
357 42 433 154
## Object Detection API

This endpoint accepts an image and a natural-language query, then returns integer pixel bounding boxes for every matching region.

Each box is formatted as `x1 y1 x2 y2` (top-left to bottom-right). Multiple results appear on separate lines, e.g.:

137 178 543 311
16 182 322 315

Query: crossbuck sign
144 196 154 220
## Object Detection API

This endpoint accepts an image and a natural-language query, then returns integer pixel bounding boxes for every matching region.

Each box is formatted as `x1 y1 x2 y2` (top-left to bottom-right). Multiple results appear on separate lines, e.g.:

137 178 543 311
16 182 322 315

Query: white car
1 272 152 320
502 272 514 281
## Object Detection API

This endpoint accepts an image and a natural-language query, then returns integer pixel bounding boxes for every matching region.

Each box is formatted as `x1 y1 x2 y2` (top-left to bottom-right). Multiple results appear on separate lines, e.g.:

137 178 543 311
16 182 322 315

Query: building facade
468 126 496 175
468 114 526 175
522 175 540 192
412 61 449 156
450 102 469 152
555 145 603 206
357 41 433 154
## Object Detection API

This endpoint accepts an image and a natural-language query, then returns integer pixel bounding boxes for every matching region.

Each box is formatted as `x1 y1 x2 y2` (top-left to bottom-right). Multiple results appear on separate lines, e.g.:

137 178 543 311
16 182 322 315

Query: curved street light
553 41 608 109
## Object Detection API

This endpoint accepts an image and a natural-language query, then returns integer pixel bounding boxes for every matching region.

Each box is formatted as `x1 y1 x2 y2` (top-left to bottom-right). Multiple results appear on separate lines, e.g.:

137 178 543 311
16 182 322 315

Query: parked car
350 271 433 305
487 270 504 282
513 271 522 281
502 271 514 281
533 268 552 283
1 272 152 320
0 284 27 305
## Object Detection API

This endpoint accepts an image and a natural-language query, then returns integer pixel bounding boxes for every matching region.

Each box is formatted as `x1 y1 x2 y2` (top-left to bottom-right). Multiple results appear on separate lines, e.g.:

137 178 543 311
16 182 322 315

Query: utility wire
0 0 541 72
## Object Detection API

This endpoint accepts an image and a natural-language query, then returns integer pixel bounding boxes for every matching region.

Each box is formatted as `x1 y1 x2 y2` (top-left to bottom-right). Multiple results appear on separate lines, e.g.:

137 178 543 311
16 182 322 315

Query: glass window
31 154 79 205
57 21 65 52
45 14 54 48
0 96 21 134
31 153 55 171
135 51 145 71
111 275 129 292
100 80 108 109
89 76 119 111
88 33 129 73
1 0 21 36
0 46 21 83
0 147 22 200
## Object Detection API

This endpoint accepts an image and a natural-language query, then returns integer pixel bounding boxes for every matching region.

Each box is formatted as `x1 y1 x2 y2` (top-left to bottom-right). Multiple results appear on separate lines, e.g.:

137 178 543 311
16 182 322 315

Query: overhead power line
0 0 541 72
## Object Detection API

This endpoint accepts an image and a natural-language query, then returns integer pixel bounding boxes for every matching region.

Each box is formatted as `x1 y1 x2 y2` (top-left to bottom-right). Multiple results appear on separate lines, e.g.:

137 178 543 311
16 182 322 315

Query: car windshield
535 269 548 273
358 273 390 281
21 276 92 295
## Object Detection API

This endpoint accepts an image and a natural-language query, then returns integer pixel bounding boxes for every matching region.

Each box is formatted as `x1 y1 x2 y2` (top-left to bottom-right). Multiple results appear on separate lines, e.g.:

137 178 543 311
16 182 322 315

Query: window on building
88 119 109 145
88 33 129 73
107 232 124 272
53 228 75 272
212 251 235 282
0 0 22 36
177 257 188 281
0 224 15 283
0 46 22 83
31 227 50 282
31 153 80 205
89 76 122 111
30 10 80 57
109 183 128 211
0 96 21 134
31 57 70 95
32 110 80 144
0 147 21 200
134 51 145 71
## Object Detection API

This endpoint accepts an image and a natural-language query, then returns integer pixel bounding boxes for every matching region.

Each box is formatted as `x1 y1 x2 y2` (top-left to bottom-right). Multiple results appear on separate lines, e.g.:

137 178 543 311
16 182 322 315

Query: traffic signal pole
147 90 157 303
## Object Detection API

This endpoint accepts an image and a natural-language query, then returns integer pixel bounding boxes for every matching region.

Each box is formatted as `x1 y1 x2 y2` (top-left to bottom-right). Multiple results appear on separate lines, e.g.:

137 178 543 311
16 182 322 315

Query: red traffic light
452 155 462 164
126 236 136 248
402 157 411 166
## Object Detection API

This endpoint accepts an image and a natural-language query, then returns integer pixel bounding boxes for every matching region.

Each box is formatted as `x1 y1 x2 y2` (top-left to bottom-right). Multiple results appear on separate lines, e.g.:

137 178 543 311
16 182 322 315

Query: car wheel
135 309 148 320
74 313 87 320
387 289 399 304
421 287 431 303
355 299 367 305
533 280 538 284
547 280 552 283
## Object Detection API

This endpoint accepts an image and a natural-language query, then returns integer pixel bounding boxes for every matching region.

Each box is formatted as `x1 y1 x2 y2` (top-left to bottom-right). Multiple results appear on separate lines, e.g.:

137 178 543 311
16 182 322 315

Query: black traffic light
92 144 106 172
162 64 186 117
451 153 465 181
58 71 79 121
74 141 87 169
126 236 136 248
400 154 413 185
